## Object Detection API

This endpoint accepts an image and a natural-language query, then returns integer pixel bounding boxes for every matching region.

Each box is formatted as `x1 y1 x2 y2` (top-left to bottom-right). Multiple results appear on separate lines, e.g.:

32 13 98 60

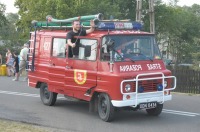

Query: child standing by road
12 51 19 81
6 49 14 77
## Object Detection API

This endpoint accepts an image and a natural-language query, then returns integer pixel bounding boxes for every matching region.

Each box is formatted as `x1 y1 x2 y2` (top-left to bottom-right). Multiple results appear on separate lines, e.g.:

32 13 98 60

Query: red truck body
28 19 176 122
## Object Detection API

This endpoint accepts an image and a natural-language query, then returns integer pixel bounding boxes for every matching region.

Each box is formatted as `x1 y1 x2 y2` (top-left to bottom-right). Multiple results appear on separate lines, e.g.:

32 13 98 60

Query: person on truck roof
66 20 95 58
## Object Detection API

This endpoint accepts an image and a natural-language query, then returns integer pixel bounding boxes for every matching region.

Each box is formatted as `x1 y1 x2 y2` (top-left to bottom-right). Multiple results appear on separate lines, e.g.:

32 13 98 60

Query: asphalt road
0 76 200 132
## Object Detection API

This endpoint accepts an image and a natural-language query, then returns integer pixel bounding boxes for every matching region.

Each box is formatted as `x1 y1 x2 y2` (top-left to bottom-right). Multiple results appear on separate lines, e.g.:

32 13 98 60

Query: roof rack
31 13 142 30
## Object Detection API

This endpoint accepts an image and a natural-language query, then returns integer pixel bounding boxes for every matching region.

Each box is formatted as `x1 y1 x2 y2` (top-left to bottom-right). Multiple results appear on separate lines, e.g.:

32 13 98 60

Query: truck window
101 37 112 61
101 35 161 62
52 38 66 58
69 39 97 61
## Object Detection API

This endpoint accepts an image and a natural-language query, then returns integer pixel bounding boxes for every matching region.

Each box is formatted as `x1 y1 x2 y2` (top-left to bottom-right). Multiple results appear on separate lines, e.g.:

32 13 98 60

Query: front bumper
111 92 172 107
112 72 176 107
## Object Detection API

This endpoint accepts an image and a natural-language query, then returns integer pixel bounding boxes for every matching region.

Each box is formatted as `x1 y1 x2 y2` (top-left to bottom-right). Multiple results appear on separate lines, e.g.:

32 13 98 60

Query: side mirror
105 38 115 51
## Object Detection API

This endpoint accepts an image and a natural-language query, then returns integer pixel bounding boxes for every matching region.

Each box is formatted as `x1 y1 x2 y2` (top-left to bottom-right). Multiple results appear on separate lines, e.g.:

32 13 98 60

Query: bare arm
123 40 136 47
6 53 11 63
86 20 95 34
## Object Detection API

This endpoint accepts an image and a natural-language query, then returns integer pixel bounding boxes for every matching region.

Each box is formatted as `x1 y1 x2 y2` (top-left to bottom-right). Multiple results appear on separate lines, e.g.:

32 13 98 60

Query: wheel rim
100 97 108 116
43 86 50 99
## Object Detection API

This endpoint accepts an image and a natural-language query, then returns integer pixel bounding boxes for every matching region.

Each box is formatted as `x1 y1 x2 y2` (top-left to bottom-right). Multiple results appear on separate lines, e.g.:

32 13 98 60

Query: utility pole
149 0 155 33
136 0 155 33
136 0 142 22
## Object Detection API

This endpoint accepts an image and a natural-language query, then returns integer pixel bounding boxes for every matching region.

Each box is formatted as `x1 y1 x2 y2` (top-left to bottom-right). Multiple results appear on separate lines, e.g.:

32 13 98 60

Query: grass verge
0 119 48 132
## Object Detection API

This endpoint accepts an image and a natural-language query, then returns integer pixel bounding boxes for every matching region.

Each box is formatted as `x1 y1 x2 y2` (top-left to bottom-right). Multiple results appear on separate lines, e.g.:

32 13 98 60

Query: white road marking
163 109 200 117
0 90 65 99
0 90 199 117
0 90 39 97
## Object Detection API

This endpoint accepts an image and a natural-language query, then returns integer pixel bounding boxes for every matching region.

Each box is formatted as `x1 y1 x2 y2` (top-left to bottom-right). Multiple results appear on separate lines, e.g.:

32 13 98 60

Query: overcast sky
163 0 200 6
0 0 200 14
0 0 18 13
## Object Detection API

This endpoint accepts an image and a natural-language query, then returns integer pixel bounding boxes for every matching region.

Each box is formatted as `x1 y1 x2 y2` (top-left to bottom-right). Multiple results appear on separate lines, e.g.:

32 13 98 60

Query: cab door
64 38 98 99
48 37 66 92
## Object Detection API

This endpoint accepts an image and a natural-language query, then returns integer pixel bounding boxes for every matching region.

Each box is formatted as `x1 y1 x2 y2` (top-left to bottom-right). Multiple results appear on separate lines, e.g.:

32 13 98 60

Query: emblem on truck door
74 70 87 85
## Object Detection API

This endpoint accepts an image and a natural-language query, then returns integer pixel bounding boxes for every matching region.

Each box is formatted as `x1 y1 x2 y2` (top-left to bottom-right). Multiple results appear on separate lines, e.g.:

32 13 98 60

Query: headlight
164 80 168 88
125 84 131 92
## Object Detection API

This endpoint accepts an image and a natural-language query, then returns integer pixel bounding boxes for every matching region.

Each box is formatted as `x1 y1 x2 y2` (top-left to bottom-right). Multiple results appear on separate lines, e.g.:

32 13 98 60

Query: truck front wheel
40 83 57 106
98 93 115 122
146 103 163 116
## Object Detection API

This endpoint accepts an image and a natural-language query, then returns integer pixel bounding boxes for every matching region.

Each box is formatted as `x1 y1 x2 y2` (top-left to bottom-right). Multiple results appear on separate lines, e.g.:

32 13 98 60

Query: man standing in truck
66 20 95 58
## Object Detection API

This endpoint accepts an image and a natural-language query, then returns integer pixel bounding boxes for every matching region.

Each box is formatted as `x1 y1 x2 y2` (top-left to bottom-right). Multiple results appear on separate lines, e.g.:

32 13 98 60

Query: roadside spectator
19 43 29 81
6 49 14 77
0 53 2 65
12 51 19 81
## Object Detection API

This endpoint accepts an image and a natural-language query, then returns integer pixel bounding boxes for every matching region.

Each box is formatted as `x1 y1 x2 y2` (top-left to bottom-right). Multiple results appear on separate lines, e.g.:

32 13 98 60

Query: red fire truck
28 13 176 122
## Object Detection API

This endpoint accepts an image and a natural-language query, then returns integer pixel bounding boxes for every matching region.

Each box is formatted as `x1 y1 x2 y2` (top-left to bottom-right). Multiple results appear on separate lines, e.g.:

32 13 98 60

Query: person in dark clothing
12 51 19 81
66 20 95 57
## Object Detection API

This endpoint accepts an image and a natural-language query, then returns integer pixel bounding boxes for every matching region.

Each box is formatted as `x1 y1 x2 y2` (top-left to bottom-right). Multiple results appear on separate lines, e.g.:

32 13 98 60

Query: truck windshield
101 35 161 62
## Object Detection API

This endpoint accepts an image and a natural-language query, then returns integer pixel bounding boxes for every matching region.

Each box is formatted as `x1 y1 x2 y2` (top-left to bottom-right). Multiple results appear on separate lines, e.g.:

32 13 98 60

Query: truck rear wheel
98 93 115 122
146 103 163 116
40 83 57 106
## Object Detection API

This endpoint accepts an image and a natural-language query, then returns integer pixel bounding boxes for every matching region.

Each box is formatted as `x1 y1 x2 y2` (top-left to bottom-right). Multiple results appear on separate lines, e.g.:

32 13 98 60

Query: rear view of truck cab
27 14 176 122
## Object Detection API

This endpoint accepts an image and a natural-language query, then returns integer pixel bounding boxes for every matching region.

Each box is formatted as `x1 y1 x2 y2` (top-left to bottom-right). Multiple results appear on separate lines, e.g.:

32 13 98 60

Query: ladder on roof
31 13 143 30
32 13 103 28
26 26 37 72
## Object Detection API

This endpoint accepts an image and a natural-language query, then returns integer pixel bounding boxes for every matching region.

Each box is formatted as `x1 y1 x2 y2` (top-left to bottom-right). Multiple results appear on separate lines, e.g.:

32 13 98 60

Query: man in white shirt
18 43 29 81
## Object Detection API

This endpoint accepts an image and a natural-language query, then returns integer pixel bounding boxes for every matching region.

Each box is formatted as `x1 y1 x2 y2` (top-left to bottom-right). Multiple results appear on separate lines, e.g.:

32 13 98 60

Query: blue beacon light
97 21 142 30
157 84 163 91
138 86 144 93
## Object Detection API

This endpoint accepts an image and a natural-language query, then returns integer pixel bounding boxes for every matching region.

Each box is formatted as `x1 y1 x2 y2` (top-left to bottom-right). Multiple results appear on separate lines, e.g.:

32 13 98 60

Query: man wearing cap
18 43 29 81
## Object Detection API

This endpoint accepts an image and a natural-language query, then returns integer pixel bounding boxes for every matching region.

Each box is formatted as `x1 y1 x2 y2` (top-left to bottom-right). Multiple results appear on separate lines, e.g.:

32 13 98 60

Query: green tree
15 0 120 40
0 12 21 63
153 2 200 64
0 3 7 28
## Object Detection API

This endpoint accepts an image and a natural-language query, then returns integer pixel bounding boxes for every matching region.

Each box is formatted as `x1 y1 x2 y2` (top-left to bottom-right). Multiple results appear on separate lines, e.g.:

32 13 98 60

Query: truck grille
125 79 162 93
138 80 162 92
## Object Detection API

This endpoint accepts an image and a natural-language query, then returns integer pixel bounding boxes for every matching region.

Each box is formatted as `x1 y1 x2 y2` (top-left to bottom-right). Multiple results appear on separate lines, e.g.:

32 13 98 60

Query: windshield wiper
140 53 153 62
125 58 135 62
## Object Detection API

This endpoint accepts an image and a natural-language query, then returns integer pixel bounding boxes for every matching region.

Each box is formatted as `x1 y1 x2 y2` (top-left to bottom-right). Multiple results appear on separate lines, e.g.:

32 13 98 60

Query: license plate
139 102 157 109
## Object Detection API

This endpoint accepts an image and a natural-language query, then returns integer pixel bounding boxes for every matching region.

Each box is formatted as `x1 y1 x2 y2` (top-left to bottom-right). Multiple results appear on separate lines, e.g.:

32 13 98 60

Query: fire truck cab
28 14 176 122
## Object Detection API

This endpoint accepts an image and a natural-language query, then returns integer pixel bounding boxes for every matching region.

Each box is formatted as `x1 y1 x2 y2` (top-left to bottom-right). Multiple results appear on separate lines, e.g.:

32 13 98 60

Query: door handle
49 63 55 66
66 65 72 69
49 60 55 66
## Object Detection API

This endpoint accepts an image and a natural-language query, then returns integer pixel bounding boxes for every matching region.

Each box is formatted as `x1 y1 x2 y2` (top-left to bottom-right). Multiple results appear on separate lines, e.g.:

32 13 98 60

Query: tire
98 93 115 122
146 103 163 116
40 83 57 106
